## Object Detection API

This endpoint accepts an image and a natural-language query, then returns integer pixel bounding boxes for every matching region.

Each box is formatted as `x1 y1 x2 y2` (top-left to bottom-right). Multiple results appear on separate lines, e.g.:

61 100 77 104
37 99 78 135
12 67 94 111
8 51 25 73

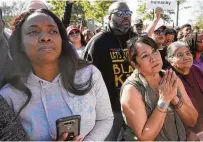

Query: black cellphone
56 115 81 141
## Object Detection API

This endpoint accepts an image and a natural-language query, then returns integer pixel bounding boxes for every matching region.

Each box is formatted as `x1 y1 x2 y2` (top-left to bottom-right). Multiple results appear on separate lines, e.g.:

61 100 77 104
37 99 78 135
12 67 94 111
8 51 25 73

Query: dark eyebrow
140 51 147 56
28 24 57 28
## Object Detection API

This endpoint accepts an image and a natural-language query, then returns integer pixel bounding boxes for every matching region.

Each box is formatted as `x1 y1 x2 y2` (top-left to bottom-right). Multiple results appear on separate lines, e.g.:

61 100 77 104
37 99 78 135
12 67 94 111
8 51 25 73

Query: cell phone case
56 115 81 140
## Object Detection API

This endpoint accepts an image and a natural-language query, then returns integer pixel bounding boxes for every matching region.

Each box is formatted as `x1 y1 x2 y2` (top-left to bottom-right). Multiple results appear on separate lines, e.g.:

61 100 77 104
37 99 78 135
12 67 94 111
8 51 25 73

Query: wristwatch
157 100 168 110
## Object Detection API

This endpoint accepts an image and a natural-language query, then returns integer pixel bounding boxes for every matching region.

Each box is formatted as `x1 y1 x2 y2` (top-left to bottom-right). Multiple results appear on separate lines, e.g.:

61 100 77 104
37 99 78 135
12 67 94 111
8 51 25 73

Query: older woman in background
166 41 203 134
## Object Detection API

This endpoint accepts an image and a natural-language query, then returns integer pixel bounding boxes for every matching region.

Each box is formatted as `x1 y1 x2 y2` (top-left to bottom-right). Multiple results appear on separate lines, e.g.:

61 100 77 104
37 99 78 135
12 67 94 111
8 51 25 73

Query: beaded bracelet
173 97 183 109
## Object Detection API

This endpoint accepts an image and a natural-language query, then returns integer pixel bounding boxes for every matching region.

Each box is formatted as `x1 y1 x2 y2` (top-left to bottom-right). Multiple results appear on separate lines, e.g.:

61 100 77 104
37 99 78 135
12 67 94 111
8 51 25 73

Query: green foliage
136 3 154 21
48 0 86 26
48 0 114 26
177 0 186 4
81 0 114 24
47 0 66 18
196 15 203 28
71 1 86 25
0 0 26 28
195 5 203 28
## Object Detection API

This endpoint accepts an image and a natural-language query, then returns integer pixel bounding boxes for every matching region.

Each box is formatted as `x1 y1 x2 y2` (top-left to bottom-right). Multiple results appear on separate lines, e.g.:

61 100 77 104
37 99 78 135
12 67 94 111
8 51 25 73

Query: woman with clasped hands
120 36 198 141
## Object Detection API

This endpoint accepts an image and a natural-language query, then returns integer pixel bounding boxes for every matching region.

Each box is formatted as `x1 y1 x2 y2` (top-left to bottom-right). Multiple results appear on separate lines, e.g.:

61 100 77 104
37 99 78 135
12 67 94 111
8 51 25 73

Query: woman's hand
52 132 83 141
159 69 178 103
155 7 163 19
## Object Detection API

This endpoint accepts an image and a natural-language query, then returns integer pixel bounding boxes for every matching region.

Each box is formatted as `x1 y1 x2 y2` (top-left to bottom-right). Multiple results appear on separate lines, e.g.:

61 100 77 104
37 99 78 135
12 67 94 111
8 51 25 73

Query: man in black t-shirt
82 2 137 141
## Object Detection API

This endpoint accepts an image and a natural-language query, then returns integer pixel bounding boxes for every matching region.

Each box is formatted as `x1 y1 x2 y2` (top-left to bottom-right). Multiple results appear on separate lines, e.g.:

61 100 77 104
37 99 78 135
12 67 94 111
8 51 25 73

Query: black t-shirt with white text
83 29 136 112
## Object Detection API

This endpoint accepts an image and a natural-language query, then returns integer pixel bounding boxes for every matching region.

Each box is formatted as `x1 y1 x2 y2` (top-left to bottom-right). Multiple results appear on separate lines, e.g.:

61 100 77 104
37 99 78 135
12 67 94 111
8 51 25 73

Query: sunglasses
112 10 133 17
154 30 165 35
69 30 80 37
135 24 143 28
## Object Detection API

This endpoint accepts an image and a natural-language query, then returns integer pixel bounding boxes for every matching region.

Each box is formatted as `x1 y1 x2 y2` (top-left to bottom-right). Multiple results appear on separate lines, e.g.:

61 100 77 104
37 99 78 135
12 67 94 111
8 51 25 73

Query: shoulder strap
120 71 146 99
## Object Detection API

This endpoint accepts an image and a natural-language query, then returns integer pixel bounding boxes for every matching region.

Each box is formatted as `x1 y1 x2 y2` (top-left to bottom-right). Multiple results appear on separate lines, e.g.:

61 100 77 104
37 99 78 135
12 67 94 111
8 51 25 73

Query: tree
80 0 115 25
0 0 26 28
48 0 115 26
195 4 203 28
136 2 154 21
71 1 86 26
47 0 66 19
48 0 86 26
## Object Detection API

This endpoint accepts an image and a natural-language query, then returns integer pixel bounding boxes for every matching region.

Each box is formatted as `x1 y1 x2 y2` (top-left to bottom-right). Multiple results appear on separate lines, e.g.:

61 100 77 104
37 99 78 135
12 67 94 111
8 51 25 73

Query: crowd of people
0 0 203 141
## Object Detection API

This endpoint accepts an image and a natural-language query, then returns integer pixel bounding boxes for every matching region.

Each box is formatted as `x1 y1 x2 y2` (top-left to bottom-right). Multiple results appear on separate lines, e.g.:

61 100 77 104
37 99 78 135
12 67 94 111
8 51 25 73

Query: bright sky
126 0 203 26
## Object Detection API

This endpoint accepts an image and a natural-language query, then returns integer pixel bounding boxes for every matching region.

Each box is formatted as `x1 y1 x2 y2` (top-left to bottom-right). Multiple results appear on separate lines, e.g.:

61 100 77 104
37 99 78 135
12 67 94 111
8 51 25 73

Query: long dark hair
67 30 86 46
4 9 92 115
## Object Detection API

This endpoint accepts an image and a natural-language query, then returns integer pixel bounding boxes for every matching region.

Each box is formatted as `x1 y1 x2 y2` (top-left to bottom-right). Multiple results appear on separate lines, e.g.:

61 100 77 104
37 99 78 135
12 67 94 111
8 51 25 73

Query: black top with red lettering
82 24 137 112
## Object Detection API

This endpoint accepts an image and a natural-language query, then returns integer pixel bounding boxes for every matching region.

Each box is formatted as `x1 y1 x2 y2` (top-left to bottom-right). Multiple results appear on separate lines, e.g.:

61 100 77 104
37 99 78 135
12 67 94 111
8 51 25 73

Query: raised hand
155 7 163 19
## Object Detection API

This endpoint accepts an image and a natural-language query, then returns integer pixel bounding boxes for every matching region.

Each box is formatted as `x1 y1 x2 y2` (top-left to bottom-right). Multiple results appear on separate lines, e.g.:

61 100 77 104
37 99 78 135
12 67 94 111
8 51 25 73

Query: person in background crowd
174 26 181 33
66 25 86 57
163 28 176 47
133 19 147 36
0 8 12 87
166 41 203 135
133 19 142 34
1 9 113 141
146 7 166 49
95 27 102 34
0 95 29 140
193 26 199 33
146 7 172 69
83 2 136 140
174 26 182 41
186 32 203 70
151 24 170 69
151 25 166 48
78 25 86 33
180 24 192 42
146 7 163 37
82 29 94 44
120 36 198 141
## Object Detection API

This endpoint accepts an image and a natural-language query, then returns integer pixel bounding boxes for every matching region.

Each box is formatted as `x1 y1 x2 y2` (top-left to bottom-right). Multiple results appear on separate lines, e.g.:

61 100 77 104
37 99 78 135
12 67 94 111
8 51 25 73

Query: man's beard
111 19 130 34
